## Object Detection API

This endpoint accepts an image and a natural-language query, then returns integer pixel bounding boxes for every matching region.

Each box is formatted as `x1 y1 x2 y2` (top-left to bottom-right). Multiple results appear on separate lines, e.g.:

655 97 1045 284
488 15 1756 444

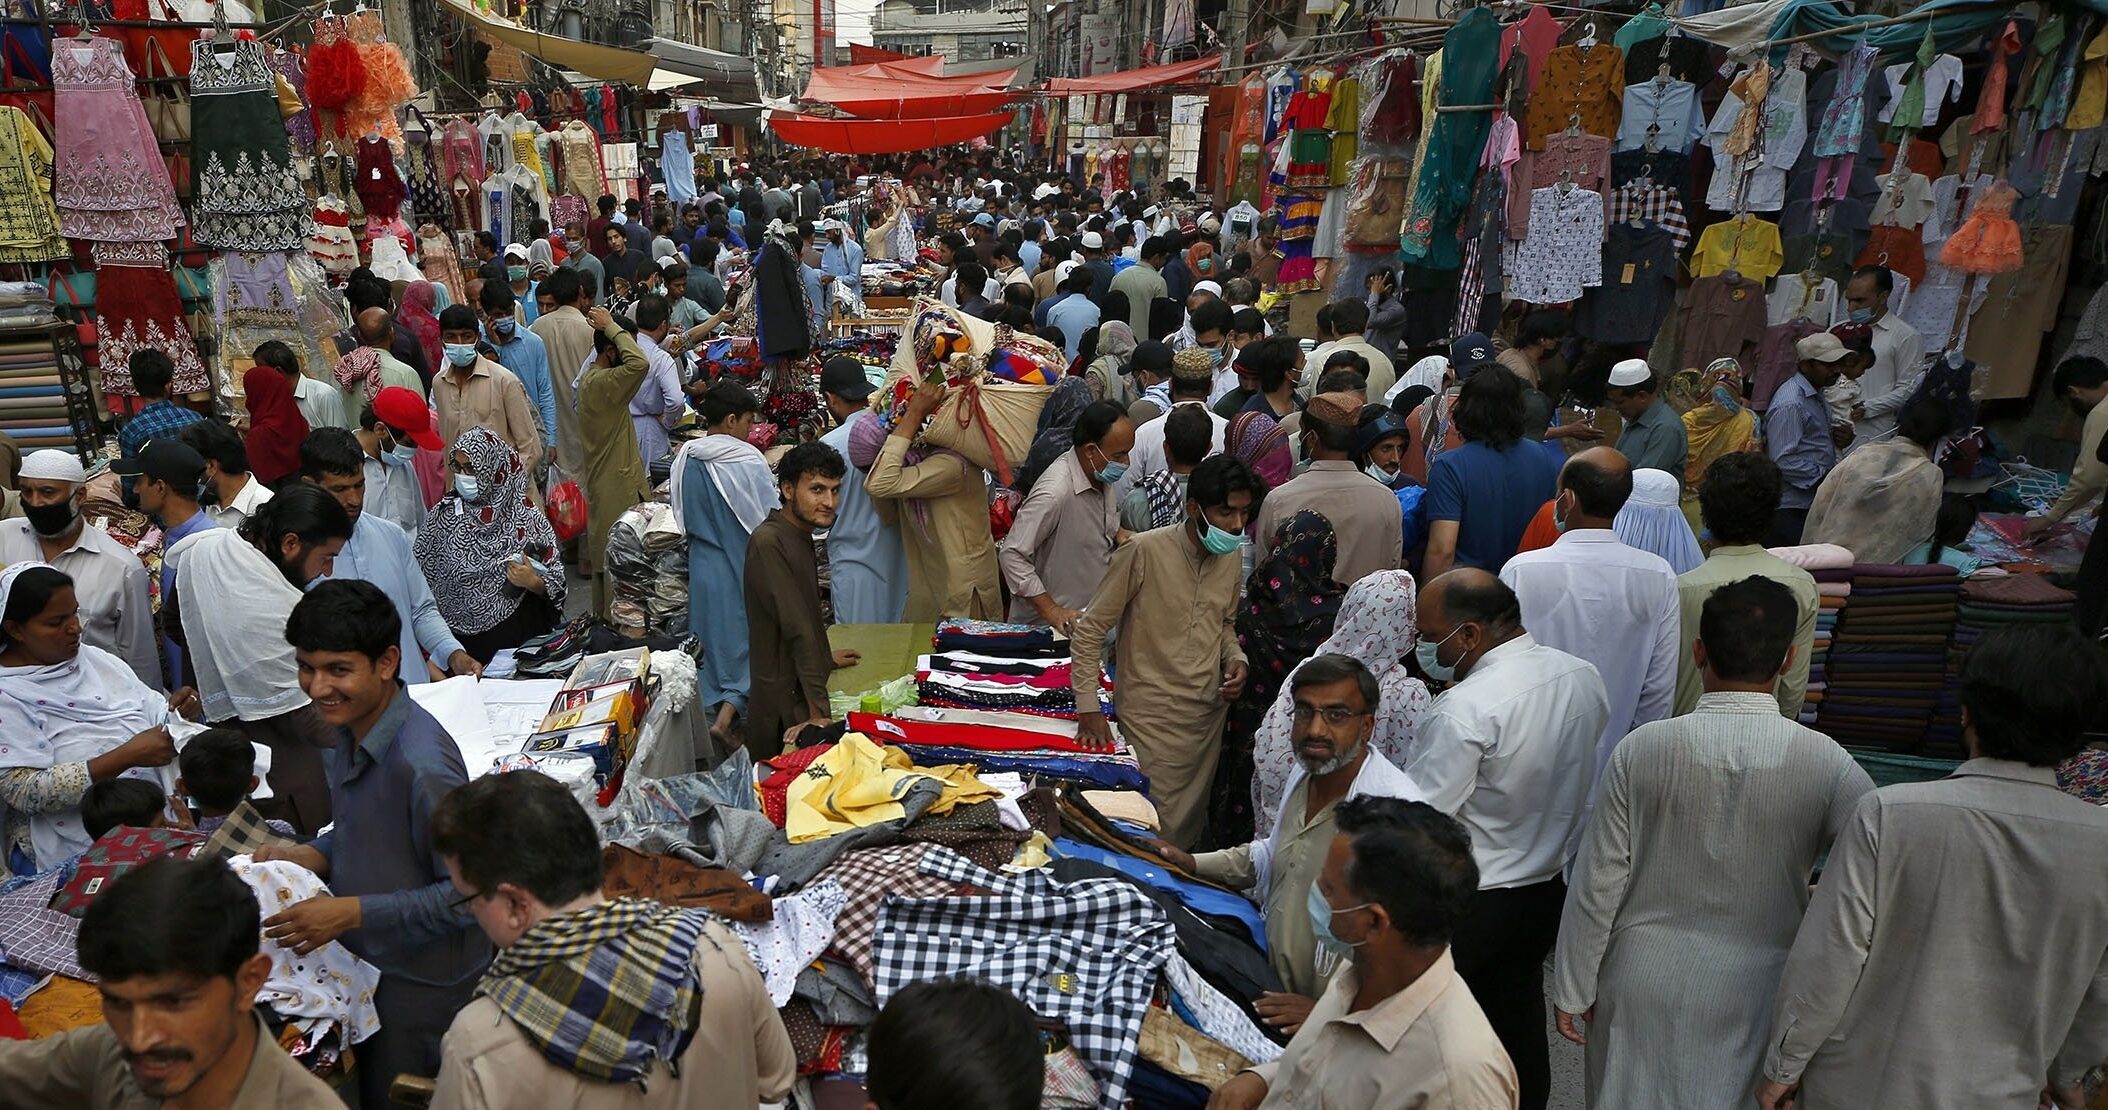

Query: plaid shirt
873 846 1177 1110
117 399 205 461
198 801 298 861
0 865 87 980
1608 182 1692 250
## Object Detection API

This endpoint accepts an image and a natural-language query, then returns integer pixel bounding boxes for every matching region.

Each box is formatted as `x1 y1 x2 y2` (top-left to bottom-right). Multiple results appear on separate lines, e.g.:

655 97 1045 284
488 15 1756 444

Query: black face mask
22 497 76 538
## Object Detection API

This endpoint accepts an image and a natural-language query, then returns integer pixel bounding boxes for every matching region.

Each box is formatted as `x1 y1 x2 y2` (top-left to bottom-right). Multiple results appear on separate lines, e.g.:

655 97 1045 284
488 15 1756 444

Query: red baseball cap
373 386 443 450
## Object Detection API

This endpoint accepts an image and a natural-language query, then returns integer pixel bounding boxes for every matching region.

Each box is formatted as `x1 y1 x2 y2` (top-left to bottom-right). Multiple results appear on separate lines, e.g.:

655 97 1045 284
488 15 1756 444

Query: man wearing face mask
1069 455 1258 847
1839 265 1924 449
0 449 159 690
164 484 353 835
1500 447 1679 789
1403 568 1609 1110
1158 652 1422 1005
999 400 1136 631
355 390 431 538
1206 796 1516 1110
1351 405 1410 490
432 305 542 465
501 243 537 321
1252 390 1403 586
476 284 557 465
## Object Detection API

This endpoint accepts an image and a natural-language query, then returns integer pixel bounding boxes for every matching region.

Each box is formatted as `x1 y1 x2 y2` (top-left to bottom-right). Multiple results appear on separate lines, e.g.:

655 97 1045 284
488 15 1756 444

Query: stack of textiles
1769 544 1855 728
916 652 1115 719
1935 574 2078 760
848 707 1148 792
1816 562 1961 753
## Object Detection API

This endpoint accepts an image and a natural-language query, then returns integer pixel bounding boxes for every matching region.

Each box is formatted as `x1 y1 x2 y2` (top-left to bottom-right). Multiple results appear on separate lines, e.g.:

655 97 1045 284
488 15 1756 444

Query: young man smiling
0 856 339 1107
255 579 491 1108
743 442 860 757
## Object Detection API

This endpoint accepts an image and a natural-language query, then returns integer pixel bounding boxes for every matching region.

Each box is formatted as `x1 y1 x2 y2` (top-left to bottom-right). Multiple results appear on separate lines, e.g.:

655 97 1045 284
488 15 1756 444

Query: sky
835 0 878 47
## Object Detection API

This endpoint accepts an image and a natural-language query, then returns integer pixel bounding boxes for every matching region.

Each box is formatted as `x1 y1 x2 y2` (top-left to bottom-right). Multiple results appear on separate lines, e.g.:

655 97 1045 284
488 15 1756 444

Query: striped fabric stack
1935 574 2080 759
1815 563 1962 754
0 324 77 449
1800 568 1850 728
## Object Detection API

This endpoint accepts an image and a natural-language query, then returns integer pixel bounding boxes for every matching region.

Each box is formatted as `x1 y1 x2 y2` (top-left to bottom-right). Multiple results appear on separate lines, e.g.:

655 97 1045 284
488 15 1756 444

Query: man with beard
743 442 859 757
0 449 159 689
1158 653 1423 1021
164 483 351 834
256 580 492 1110
0 856 339 1105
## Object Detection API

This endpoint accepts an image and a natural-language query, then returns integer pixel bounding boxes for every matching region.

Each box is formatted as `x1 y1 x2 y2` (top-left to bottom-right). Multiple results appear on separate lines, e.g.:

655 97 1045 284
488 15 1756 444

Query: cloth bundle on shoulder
878 299 1054 485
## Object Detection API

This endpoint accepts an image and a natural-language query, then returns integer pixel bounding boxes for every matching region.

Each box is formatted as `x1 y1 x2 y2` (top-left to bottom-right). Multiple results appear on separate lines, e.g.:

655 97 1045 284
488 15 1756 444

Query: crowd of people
0 151 2102 1110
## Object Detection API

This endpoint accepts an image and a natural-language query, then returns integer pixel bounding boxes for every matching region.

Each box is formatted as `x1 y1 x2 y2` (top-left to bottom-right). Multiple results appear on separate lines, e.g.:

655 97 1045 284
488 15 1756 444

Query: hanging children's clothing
189 37 308 250
53 36 183 243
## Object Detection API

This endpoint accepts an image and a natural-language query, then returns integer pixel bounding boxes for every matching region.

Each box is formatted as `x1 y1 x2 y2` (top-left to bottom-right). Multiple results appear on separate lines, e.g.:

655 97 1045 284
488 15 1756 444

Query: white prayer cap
1607 358 1655 388
18 449 85 484
1192 280 1223 299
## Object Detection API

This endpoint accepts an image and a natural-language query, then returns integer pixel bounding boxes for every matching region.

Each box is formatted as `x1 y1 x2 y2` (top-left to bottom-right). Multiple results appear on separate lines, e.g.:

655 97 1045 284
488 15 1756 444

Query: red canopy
1044 54 1221 95
802 59 1019 119
847 43 910 64
767 109 1015 155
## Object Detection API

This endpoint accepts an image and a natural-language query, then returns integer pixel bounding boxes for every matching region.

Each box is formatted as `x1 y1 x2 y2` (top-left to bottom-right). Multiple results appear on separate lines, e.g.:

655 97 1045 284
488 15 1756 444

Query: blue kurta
683 458 754 710
819 411 908 624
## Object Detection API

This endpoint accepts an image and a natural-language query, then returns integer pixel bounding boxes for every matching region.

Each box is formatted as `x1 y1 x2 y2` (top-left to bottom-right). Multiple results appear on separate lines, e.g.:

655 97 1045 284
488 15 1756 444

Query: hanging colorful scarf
478 898 710 1084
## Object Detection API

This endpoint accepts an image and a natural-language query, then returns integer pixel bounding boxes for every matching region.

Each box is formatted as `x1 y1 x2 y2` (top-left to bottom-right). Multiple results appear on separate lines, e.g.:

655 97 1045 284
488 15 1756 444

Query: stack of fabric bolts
1937 574 2079 759
1816 563 1962 753
1801 567 1851 728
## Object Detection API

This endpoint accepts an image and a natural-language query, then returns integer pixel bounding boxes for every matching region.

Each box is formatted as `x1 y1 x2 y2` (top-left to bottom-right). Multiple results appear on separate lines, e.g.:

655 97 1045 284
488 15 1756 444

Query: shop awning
645 38 757 97
1043 54 1220 95
766 109 1014 154
848 43 911 64
802 59 1019 119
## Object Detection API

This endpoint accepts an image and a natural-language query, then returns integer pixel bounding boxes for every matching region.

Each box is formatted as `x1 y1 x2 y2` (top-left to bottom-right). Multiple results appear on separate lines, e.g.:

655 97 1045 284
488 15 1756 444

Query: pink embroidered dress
51 36 183 242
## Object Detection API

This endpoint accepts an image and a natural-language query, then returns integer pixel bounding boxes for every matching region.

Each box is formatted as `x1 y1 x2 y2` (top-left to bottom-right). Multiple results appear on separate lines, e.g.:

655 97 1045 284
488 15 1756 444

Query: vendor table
827 623 936 696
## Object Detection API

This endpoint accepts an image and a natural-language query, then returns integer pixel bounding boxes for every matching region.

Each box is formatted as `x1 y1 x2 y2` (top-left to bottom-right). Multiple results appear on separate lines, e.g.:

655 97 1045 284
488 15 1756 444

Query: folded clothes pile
1933 573 2079 759
916 650 1115 719
1816 563 1960 753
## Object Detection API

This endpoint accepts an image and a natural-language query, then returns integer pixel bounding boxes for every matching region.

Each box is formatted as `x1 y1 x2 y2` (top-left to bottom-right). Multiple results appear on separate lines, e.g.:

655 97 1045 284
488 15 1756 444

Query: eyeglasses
446 889 483 913
1291 706 1370 726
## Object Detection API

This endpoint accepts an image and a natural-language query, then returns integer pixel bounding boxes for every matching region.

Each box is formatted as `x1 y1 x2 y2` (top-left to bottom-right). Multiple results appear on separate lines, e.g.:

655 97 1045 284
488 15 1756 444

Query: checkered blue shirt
117 399 205 461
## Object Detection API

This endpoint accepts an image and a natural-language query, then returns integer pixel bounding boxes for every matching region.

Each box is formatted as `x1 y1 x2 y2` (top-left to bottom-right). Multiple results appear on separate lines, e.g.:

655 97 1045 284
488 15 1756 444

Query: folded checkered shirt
873 846 1176 1110
0 866 88 981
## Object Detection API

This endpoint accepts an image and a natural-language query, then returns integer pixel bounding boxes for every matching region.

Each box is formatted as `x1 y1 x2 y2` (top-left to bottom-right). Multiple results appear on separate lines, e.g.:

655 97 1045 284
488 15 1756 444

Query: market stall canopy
802 59 1020 119
1043 54 1221 96
646 38 759 99
438 0 754 92
1672 0 2009 58
766 109 1015 154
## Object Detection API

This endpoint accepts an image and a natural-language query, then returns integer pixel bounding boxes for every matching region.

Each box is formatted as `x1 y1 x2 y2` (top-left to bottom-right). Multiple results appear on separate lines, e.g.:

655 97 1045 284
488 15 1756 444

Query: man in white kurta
1551 575 1872 1109
1499 448 1678 788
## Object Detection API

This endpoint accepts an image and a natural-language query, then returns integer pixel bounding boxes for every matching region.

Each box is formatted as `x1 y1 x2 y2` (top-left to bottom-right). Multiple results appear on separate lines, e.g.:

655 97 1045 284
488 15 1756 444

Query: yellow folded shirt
783 732 1002 844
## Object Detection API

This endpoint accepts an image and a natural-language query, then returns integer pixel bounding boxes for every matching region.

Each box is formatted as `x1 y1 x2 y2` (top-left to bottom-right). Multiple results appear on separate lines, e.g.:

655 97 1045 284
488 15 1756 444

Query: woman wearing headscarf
1228 409 1292 491
1084 320 1139 409
1679 357 1761 494
0 562 198 876
1213 510 1346 846
1396 355 1460 486
1614 469 1705 574
414 427 566 662
1248 569 1433 831
1012 375 1094 493
241 364 310 486
1802 397 1949 563
397 280 446 378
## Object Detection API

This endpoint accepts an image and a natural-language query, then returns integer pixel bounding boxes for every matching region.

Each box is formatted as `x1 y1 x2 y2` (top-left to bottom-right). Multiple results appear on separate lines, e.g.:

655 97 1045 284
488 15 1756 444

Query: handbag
51 825 205 916
164 149 192 199
173 264 210 306
141 37 190 143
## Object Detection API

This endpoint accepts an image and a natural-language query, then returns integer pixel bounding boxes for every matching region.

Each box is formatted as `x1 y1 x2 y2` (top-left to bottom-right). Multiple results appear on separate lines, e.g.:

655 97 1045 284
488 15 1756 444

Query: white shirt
1500 530 1680 787
1121 400 1228 501
291 373 350 432
1404 634 1610 889
1851 311 1926 449
206 475 275 529
362 454 425 541
1877 53 1963 127
0 519 160 691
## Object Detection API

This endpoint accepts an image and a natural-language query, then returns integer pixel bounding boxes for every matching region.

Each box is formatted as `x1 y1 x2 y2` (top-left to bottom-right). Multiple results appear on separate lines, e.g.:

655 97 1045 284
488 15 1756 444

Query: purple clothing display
52 36 183 242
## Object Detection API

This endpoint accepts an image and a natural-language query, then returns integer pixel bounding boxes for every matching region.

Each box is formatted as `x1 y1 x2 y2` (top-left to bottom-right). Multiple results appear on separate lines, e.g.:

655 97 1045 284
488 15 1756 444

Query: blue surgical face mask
454 474 482 502
1088 443 1127 485
1306 882 1373 960
384 442 418 467
492 317 517 339
1847 306 1875 324
445 343 480 368
1363 463 1397 486
1414 625 1465 683
1199 517 1242 556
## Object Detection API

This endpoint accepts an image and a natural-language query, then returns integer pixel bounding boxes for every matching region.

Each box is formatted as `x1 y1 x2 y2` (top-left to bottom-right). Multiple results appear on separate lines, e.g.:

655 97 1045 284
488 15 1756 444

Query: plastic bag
546 477 588 541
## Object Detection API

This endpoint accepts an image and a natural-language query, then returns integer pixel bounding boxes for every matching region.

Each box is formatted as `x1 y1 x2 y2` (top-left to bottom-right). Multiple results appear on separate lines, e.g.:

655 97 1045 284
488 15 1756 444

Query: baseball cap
1055 260 1081 285
1079 231 1104 250
110 438 206 486
1796 332 1850 363
1449 331 1496 368
373 386 443 450
819 355 875 403
503 243 529 261
972 212 996 229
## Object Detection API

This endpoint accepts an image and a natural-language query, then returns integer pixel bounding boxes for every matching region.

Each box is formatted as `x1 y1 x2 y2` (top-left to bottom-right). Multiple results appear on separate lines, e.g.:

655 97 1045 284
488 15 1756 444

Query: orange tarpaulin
767 109 1014 154
802 59 1019 119
1044 55 1222 95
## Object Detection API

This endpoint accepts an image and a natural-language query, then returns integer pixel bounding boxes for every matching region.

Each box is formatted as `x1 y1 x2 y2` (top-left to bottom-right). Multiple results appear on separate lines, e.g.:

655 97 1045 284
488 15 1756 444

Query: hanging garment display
52 36 183 243
307 195 357 275
269 46 313 155
303 17 363 136
401 123 447 230
661 123 695 205
190 37 309 251
558 119 606 198
1526 42 1626 151
416 224 467 303
96 240 208 397
1508 184 1605 305
441 116 484 183
352 132 405 221
1399 8 1499 270
344 8 410 143
0 105 64 262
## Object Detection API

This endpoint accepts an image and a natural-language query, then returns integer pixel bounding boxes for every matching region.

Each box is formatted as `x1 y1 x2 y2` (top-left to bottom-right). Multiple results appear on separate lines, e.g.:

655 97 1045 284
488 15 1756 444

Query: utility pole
1223 0 1245 73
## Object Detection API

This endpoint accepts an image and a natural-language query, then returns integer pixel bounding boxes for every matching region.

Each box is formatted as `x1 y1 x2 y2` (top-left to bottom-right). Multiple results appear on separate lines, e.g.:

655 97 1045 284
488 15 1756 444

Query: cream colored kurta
1069 524 1243 848
433 356 543 464
1672 546 1820 717
864 434 1001 621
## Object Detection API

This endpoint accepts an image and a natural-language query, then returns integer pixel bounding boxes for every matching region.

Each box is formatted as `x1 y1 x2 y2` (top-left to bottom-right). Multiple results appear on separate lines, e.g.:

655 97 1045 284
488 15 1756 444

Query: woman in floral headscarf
1248 569 1433 830
1211 510 1345 846
414 426 566 660
1679 357 1761 492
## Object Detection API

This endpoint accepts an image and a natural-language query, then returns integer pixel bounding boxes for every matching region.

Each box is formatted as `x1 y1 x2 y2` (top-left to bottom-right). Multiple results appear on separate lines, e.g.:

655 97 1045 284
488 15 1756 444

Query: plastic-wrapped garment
606 500 690 638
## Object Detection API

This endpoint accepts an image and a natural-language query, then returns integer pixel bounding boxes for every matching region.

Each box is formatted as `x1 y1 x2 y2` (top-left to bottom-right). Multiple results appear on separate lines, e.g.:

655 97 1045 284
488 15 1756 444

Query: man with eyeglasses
1403 568 1610 1110
1156 653 1422 1025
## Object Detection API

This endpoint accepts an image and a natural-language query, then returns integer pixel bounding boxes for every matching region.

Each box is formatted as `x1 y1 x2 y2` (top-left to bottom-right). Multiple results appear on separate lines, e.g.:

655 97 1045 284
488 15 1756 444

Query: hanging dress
190 37 309 250
52 36 182 243
96 240 208 397
402 124 447 230
661 123 695 205
0 106 64 261
559 120 606 198
352 132 405 220
1399 9 1501 270
270 46 314 155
